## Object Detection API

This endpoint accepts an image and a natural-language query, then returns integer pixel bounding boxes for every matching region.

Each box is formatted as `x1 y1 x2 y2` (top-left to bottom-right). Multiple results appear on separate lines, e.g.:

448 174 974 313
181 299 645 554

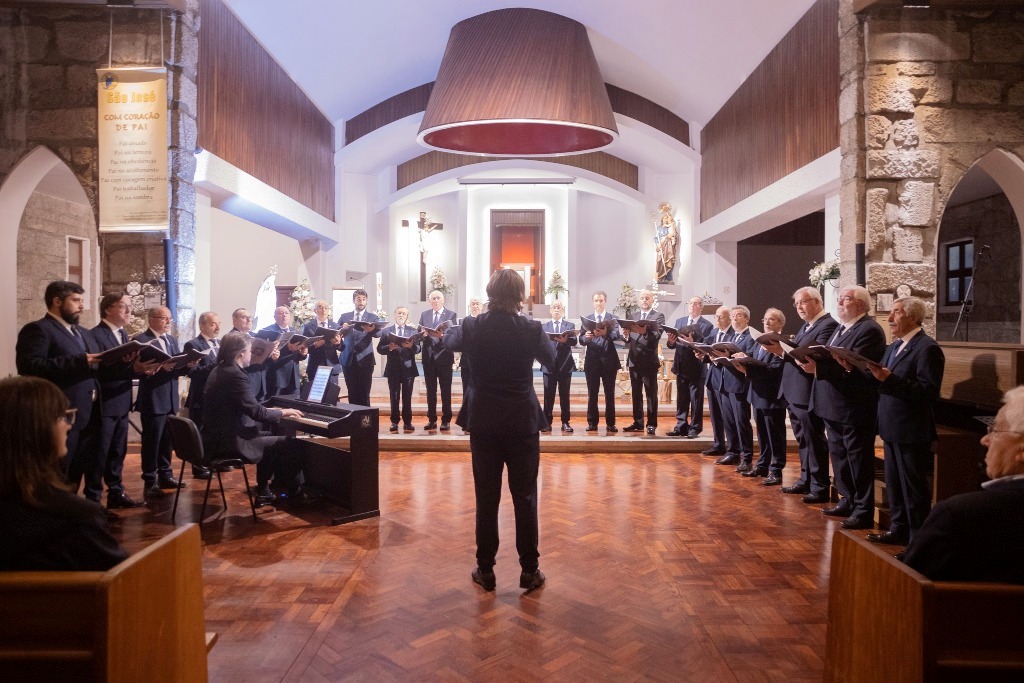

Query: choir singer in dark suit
338 289 380 407
376 306 420 432
580 291 621 433
866 296 945 545
804 285 886 530
202 332 309 506
303 299 343 387
623 289 665 435
418 290 458 430
540 300 577 433
666 296 713 437
446 269 555 592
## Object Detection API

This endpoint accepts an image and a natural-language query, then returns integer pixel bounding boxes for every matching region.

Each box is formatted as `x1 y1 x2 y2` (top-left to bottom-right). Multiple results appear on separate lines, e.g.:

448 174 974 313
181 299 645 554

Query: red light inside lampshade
420 121 615 157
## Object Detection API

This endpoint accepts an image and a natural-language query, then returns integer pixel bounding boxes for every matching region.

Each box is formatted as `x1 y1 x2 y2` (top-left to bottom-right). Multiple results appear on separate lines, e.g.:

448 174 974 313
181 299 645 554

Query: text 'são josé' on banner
97 67 168 232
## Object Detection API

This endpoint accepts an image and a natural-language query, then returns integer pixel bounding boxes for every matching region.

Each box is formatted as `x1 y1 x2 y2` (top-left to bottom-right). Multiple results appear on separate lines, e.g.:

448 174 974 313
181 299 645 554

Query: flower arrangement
809 259 841 288
648 280 669 310
429 266 454 298
614 283 639 318
373 308 389 321
289 279 316 325
545 269 569 299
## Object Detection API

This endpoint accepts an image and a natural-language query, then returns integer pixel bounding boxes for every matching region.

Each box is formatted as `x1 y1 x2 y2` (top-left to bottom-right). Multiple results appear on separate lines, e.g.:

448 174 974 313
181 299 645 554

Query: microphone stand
952 245 990 341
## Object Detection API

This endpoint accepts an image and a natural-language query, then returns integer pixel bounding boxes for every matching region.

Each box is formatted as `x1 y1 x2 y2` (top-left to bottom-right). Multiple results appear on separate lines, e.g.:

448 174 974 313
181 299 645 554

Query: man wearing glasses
230 308 271 401
901 386 1024 583
866 296 945 545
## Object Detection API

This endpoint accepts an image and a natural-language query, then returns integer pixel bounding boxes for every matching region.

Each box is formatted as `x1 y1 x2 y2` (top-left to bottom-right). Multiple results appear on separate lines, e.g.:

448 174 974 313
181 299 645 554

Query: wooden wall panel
606 84 689 147
197 0 334 220
700 0 838 222
397 151 638 191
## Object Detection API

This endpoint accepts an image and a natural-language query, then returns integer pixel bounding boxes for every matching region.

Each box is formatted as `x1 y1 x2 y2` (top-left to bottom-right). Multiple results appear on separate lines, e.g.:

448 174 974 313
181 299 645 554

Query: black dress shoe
840 517 874 530
158 476 186 490
519 569 546 591
254 493 277 508
716 453 740 466
107 492 145 509
763 473 783 486
540 427 552 433
192 466 212 480
666 428 683 437
646 426 656 435
702 447 726 456
822 505 852 517
866 531 909 545
440 423 451 431
686 429 700 438
781 484 809 495
144 483 163 497
403 423 414 431
286 490 321 507
425 422 438 430
802 492 830 504
561 423 574 433
606 425 618 433
622 423 643 432
472 567 496 591
586 424 598 432
389 424 399 433
735 462 752 473
741 466 767 477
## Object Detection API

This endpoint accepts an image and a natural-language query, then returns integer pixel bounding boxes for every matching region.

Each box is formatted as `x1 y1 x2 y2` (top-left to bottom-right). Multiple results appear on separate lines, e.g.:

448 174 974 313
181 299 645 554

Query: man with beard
16 280 103 493
338 289 381 407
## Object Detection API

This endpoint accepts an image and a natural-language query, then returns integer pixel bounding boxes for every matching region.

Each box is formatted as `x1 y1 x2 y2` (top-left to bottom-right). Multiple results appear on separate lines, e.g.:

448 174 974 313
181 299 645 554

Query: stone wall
839 1 1024 335
17 191 98 329
0 1 200 337
935 191 1021 342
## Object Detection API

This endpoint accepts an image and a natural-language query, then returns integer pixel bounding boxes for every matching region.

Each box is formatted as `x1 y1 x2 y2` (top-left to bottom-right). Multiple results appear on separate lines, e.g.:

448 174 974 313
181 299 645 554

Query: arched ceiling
222 0 819 132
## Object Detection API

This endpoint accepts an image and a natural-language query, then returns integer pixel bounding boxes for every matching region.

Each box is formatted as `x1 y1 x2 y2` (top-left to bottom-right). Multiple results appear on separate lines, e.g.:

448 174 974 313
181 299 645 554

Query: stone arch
0 145 96 377
935 148 1024 343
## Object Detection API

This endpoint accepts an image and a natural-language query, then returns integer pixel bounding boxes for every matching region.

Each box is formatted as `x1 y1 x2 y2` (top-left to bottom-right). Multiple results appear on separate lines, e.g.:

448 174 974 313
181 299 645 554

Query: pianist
202 332 313 506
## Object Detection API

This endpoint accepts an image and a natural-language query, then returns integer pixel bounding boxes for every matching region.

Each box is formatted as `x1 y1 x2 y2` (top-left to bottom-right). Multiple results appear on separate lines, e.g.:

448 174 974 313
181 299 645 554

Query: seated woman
0 376 128 571
202 332 312 506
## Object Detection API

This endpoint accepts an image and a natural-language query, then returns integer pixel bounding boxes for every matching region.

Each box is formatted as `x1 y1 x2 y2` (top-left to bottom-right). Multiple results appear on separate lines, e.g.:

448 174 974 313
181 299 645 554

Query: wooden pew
0 524 211 682
825 530 1024 682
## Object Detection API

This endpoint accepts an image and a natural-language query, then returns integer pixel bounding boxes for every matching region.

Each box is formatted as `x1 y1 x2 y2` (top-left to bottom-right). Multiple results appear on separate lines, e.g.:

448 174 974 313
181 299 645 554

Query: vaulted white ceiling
223 0 819 132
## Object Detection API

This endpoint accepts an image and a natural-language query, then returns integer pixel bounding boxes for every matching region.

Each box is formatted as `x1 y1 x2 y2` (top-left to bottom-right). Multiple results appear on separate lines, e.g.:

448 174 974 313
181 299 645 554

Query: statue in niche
653 202 679 284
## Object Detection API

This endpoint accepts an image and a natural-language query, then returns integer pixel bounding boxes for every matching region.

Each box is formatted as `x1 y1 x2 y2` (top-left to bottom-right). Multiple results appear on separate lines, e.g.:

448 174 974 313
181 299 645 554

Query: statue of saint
654 204 678 284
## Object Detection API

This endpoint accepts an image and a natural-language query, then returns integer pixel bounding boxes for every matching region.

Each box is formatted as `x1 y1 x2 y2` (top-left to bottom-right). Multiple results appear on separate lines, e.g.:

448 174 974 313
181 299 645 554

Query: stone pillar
824 192 841 318
839 1 1024 335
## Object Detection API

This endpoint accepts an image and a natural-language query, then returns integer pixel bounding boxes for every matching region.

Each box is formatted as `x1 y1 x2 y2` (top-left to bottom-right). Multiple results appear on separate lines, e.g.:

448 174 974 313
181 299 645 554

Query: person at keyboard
202 332 316 507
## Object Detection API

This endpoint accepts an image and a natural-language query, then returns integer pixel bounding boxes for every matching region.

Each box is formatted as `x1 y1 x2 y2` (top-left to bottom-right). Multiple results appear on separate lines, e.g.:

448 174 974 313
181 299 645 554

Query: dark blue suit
447 311 555 572
780 313 838 494
746 343 786 475
260 323 305 399
376 324 420 428
625 310 665 428
229 328 266 401
876 330 944 539
810 315 887 524
667 316 713 434
417 308 457 425
721 327 757 463
337 310 380 407
133 329 188 483
86 322 136 500
704 326 732 451
303 318 343 388
183 335 217 429
541 319 577 427
580 314 621 429
16 314 101 492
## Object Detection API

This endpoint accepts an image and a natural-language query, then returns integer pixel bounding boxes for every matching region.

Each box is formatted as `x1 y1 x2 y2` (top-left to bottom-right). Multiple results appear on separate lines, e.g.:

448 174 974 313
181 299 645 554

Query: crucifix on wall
417 211 443 300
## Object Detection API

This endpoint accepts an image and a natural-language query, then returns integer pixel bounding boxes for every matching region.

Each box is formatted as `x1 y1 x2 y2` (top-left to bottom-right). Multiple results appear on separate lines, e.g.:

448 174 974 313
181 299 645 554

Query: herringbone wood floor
113 448 838 682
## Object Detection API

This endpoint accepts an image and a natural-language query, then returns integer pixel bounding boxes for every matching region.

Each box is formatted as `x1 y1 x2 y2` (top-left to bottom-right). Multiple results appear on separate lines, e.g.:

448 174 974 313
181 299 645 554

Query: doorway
490 209 545 312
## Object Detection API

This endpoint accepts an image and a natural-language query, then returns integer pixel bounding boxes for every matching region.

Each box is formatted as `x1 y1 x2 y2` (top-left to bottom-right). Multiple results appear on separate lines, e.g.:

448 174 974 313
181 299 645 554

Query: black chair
167 415 259 523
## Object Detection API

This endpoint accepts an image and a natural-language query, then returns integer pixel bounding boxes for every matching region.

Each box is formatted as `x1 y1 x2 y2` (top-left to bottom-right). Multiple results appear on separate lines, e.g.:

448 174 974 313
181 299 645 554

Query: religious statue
653 203 678 284
416 211 443 301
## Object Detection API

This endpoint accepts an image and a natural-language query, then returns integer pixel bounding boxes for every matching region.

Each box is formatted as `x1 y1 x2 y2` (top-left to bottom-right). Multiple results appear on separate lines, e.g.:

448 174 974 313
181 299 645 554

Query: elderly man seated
900 385 1024 583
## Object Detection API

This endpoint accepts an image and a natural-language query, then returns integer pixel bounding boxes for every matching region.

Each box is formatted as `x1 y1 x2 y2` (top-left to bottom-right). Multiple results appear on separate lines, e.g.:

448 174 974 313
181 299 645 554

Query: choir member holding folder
377 306 420 432
540 300 577 433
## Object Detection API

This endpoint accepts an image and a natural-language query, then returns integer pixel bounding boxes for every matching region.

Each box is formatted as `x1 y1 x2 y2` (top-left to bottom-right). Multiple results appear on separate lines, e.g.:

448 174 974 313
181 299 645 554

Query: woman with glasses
0 376 127 570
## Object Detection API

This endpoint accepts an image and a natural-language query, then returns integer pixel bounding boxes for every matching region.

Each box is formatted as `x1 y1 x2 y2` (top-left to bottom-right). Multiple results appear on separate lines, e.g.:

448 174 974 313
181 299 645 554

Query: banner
97 67 168 232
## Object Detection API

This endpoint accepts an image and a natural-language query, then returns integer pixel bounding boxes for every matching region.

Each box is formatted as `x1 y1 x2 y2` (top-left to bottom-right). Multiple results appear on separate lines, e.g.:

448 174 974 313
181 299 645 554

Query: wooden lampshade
417 8 618 157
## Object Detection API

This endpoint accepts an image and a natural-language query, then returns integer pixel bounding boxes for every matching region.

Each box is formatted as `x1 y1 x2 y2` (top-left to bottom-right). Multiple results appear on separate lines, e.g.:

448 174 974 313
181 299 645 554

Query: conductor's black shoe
519 569 546 591
472 568 496 591
192 466 212 480
715 454 740 466
702 446 726 456
107 492 145 509
561 423 574 433
622 423 643 432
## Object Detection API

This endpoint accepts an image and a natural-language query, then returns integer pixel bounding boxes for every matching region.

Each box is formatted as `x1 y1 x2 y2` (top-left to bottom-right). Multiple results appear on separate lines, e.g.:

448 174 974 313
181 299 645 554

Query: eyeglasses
62 408 78 426
986 425 1024 436
794 299 814 307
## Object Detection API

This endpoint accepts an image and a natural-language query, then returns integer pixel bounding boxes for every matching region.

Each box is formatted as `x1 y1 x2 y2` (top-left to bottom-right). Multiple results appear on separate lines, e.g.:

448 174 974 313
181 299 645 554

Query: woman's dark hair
218 331 252 364
486 269 525 314
0 376 69 505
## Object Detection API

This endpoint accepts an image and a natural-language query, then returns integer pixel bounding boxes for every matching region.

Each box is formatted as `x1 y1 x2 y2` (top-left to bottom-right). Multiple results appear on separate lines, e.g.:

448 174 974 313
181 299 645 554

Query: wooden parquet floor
112 449 838 682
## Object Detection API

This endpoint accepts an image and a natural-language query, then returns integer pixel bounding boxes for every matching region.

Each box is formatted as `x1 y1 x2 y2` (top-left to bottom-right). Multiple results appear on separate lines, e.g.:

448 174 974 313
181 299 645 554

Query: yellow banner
97 67 169 232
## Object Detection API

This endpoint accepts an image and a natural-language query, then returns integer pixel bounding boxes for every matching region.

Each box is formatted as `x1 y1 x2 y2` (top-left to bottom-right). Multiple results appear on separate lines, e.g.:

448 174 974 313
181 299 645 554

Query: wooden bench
825 530 1024 682
0 524 213 682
